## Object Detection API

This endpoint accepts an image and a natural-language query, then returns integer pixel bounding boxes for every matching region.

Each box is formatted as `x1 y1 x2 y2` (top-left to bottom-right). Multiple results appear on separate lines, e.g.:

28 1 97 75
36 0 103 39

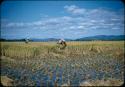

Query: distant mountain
0 35 124 42
31 38 74 42
75 35 125 41
0 38 26 42
31 38 59 42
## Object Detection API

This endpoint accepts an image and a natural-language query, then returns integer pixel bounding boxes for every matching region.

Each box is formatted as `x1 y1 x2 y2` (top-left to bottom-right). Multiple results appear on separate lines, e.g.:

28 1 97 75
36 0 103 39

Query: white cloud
5 22 25 27
112 27 120 30
90 20 97 23
1 6 124 35
32 21 43 26
111 18 121 21
61 16 72 21
77 26 84 29
64 5 86 15
6 23 15 27
69 26 76 29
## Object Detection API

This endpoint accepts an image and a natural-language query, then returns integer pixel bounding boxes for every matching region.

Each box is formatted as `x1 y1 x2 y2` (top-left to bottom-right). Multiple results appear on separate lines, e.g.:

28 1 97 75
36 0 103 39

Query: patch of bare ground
79 79 123 86
1 76 14 86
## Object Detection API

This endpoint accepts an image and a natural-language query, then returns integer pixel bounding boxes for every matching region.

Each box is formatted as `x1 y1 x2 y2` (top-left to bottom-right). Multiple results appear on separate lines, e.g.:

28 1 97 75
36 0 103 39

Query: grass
1 41 124 86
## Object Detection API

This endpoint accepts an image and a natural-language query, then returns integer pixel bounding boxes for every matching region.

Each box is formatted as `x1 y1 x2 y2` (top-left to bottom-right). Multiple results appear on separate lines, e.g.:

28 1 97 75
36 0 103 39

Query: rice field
1 41 124 86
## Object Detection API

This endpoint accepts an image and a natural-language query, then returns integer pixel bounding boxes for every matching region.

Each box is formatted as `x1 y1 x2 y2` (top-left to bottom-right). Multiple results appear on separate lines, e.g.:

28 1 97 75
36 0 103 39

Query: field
1 41 124 86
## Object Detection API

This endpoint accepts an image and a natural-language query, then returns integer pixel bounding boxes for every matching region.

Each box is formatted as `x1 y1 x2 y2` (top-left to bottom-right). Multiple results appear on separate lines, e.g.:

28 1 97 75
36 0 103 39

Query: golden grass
1 41 124 86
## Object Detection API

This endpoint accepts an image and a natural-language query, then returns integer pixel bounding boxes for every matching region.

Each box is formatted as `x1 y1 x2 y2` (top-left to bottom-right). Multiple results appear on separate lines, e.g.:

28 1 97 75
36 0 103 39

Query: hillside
0 35 124 42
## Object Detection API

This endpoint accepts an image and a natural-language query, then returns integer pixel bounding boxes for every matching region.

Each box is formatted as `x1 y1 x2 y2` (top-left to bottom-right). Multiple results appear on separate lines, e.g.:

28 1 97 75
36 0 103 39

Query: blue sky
1 1 124 39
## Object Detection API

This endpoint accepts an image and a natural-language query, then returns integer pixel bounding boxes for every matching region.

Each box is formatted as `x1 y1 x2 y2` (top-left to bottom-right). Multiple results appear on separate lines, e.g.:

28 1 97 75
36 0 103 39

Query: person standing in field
57 39 67 49
25 38 29 44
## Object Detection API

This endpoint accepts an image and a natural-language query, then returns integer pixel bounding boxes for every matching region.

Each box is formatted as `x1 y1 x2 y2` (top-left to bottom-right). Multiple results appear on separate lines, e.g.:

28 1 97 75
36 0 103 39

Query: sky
1 0 124 39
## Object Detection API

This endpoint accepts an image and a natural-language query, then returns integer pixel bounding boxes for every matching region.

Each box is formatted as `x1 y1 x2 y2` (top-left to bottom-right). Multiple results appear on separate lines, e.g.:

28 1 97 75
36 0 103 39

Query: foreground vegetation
1 41 124 86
